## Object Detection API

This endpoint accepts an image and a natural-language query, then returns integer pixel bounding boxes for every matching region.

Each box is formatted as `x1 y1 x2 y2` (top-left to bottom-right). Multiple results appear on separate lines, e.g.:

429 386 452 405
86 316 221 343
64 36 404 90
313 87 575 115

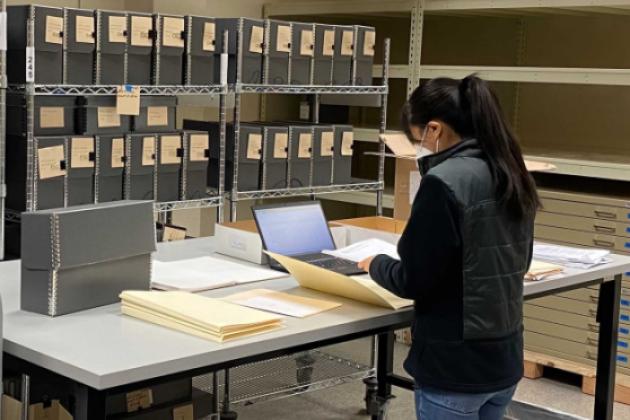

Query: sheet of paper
108 15 127 43
380 133 416 157
142 136 156 166
190 134 209 161
321 131 334 157
38 145 66 179
341 30 354 56
363 30 375 57
533 243 611 269
45 15 63 45
71 137 95 168
39 107 64 129
266 252 412 310
75 15 95 44
276 24 291 53
162 16 184 48
225 289 341 318
116 85 140 116
323 238 399 263
273 132 288 158
300 29 314 56
152 256 287 292
203 22 216 51
160 135 181 165
524 159 557 172
147 106 169 127
111 137 125 168
131 15 153 47
97 106 121 128
249 25 264 53
322 30 334 57
341 131 354 156
298 133 312 158
525 260 565 281
247 133 262 159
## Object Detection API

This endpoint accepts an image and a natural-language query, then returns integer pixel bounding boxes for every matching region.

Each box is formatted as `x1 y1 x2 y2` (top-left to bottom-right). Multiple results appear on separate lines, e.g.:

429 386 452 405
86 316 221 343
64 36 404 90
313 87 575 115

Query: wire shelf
193 350 374 407
234 84 388 94
153 196 223 212
7 84 228 96
232 181 383 201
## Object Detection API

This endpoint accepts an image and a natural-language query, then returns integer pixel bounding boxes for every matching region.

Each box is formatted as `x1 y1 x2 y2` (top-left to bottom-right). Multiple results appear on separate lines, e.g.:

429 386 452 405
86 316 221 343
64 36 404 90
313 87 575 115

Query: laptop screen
253 203 336 256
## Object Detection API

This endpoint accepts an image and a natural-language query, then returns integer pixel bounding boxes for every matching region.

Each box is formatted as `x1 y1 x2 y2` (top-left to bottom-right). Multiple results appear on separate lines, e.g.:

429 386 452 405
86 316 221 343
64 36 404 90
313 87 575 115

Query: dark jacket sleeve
369 174 461 300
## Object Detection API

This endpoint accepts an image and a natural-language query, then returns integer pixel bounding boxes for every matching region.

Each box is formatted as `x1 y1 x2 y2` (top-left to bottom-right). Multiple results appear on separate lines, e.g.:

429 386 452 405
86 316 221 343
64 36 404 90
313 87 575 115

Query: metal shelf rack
1 17 230 258
228 34 391 222
0 0 6 259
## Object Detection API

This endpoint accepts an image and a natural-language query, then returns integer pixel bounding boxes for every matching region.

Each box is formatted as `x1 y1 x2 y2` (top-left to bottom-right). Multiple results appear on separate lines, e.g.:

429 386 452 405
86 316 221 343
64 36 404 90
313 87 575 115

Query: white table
1 237 629 420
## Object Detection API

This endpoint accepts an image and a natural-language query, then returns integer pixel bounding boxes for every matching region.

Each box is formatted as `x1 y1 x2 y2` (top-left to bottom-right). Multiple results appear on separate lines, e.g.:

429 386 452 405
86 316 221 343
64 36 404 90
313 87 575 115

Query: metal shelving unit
0 0 6 260
228 32 391 221
2 11 230 250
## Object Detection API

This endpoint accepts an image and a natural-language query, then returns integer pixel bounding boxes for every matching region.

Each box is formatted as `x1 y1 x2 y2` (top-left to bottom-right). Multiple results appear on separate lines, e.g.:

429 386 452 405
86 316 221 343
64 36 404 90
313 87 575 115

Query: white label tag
26 46 35 82
299 101 310 120
0 12 7 51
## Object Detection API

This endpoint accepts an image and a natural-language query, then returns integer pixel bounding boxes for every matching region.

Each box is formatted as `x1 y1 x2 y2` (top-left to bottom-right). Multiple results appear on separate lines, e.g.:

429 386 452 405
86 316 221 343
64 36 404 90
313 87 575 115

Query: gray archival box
21 200 155 316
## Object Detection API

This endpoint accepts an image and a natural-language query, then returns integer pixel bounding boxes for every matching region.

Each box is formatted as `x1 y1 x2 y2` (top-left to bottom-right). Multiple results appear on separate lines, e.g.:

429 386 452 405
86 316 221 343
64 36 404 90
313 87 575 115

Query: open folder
266 252 413 310
120 291 283 342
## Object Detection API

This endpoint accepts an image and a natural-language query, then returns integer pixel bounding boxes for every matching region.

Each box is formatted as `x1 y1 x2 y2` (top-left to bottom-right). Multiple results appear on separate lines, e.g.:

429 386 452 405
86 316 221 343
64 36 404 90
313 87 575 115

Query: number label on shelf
25 46 35 82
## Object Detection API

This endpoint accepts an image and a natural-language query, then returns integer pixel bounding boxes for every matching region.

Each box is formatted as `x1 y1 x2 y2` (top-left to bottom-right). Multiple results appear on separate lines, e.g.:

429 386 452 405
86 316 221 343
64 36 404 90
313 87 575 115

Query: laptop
252 201 365 275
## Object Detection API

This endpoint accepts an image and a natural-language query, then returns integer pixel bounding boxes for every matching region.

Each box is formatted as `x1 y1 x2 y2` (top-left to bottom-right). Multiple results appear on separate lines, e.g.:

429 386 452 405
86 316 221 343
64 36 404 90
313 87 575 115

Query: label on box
76 15 95 44
162 16 184 48
322 29 334 57
116 85 140 116
300 29 314 56
321 131 334 156
109 15 127 43
39 107 64 129
38 145 66 179
0 12 8 51
298 133 312 158
203 22 216 51
126 388 153 412
71 137 95 168
299 101 310 120
97 106 121 128
363 30 375 57
111 137 125 168
173 404 194 420
273 132 288 158
142 137 156 166
45 15 63 45
160 135 181 164
249 25 264 54
341 131 354 156
131 15 152 47
276 24 291 53
246 133 262 160
163 225 186 242
26 46 35 82
147 106 168 126
409 171 421 205
341 30 354 56
190 134 209 161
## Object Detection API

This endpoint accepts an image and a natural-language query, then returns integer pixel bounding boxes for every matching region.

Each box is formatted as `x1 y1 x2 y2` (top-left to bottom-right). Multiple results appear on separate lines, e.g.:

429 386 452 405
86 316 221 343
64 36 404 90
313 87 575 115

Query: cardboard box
215 220 347 265
333 216 406 246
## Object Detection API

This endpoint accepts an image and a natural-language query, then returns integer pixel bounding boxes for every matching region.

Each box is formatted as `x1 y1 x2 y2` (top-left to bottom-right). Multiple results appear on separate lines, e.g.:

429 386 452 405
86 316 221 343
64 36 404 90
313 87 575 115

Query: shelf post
376 38 391 216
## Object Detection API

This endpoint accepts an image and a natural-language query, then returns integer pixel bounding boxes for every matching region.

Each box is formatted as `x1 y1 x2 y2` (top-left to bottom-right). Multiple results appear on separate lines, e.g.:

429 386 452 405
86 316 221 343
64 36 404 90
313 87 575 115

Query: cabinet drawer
536 211 630 238
529 295 596 317
525 331 597 359
535 225 630 254
558 287 599 303
525 343 630 374
525 304 595 329
525 317 596 344
540 197 630 221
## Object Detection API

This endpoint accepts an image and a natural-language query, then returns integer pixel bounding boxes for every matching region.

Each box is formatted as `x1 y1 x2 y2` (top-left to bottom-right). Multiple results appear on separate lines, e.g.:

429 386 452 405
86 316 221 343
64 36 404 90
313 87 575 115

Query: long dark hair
402 75 540 219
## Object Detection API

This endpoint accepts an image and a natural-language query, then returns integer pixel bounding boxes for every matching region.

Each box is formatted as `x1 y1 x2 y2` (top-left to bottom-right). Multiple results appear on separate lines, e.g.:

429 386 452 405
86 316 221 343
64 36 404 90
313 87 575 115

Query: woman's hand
358 256 376 273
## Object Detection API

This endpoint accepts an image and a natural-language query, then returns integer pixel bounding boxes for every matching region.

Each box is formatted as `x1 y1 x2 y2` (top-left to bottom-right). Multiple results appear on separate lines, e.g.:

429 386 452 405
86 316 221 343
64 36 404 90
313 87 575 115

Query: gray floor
234 340 630 419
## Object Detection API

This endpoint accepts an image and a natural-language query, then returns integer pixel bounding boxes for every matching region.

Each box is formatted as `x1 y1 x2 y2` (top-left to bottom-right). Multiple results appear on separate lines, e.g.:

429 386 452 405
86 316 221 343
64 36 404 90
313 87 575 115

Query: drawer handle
594 225 616 234
595 210 617 219
587 337 598 346
590 295 598 303
589 308 598 317
588 322 599 332
593 239 615 248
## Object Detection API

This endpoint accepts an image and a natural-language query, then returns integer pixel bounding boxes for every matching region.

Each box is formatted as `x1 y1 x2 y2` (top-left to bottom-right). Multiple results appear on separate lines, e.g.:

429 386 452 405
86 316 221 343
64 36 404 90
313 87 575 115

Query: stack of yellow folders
120 291 283 342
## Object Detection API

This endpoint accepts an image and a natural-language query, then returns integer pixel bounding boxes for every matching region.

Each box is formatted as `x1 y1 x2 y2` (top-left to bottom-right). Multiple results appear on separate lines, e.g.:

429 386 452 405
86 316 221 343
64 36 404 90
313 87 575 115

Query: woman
358 75 539 420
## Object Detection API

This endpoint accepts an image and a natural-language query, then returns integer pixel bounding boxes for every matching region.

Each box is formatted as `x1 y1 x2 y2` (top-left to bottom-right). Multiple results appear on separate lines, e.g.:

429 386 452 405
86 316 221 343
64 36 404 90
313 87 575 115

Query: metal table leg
594 274 622 420
372 332 395 420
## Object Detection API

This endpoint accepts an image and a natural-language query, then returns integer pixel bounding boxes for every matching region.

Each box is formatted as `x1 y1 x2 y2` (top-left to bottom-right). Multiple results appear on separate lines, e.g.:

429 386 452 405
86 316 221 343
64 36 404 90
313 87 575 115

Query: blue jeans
415 385 517 420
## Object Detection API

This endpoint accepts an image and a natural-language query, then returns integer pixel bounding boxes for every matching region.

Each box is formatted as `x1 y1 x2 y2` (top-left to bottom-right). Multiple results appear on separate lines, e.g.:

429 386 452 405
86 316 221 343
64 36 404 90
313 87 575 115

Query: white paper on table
152 256 288 292
532 243 611 269
322 238 399 263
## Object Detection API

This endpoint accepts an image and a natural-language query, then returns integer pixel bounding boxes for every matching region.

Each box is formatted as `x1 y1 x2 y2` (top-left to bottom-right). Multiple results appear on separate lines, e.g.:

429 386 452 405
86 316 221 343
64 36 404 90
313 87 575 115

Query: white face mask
415 127 439 159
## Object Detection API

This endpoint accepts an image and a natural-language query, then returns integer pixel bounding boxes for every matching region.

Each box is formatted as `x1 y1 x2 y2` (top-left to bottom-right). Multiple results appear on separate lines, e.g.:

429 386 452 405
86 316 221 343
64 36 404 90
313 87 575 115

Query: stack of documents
152 256 288 292
533 243 611 269
120 291 283 342
267 252 412 310
525 260 564 281
323 238 399 262
225 289 341 318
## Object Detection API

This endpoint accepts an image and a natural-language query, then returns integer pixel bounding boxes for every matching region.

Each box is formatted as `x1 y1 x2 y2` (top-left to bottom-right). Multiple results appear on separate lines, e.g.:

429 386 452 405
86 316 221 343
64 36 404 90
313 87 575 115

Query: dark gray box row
7 95 176 136
7 5 375 86
183 119 357 192
6 131 212 212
